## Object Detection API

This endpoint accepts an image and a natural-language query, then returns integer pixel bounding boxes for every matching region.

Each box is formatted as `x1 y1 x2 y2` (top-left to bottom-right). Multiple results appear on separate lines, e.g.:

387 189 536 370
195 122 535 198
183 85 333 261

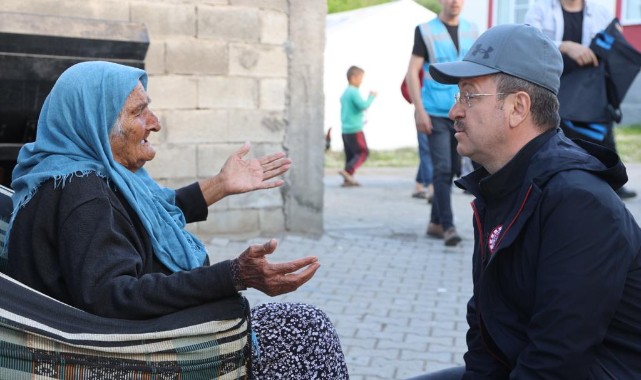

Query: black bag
559 18 641 125
558 63 611 123
590 18 641 110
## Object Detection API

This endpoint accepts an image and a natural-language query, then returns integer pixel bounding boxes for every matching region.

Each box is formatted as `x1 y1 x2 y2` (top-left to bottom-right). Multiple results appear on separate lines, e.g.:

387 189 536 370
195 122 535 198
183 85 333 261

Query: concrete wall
0 0 326 237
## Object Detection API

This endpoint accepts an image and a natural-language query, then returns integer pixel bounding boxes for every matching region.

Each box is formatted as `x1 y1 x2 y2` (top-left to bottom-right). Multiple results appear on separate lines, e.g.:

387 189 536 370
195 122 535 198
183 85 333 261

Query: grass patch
615 124 641 163
327 0 441 14
324 124 641 169
327 0 390 13
325 147 419 168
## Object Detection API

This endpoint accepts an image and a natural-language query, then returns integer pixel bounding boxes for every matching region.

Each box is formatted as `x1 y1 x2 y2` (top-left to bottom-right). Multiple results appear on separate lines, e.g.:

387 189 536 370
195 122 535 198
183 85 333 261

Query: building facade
0 0 327 237
487 0 641 51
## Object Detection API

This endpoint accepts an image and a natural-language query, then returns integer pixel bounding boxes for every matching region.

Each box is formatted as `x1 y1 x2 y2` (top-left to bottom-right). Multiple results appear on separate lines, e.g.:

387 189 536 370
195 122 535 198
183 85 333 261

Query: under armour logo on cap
471 44 493 59
428 24 563 94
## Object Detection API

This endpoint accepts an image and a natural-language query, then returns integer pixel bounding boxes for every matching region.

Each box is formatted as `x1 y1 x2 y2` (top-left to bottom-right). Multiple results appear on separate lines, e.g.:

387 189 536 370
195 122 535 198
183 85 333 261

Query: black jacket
7 174 240 319
456 129 641 379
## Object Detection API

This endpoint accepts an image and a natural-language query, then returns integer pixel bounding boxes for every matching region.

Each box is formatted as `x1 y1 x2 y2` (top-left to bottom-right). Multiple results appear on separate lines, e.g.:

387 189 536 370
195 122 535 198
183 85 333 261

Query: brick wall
0 0 326 237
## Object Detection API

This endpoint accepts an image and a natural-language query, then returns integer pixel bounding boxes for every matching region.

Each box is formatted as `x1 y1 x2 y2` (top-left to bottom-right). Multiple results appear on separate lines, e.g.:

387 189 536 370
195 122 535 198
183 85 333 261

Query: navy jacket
456 129 641 379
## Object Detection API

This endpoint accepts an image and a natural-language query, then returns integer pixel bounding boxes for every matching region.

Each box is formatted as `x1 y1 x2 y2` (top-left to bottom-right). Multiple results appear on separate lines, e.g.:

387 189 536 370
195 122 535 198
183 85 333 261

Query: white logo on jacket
489 225 503 253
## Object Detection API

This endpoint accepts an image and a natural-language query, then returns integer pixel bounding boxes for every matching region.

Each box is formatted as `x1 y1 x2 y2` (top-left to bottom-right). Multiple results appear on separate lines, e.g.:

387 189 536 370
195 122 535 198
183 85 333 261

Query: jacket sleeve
349 88 375 111
58 189 238 319
510 182 633 379
522 3 541 29
523 1 563 48
175 182 208 223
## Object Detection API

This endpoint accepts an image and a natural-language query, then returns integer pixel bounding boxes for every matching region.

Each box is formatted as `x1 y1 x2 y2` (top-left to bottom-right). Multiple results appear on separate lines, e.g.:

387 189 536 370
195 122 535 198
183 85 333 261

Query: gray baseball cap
429 24 563 94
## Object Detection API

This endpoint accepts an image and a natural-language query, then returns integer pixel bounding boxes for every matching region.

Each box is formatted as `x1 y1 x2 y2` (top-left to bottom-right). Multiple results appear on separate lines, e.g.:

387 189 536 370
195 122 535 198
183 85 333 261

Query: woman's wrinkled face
110 82 161 172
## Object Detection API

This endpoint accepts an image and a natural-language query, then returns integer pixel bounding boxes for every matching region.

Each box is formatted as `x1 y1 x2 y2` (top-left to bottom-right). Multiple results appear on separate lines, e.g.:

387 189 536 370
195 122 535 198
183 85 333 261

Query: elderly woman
5 61 348 379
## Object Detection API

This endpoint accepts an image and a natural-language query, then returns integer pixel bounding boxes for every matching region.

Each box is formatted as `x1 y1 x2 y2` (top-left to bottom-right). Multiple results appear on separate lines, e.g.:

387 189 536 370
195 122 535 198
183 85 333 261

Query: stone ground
205 164 641 380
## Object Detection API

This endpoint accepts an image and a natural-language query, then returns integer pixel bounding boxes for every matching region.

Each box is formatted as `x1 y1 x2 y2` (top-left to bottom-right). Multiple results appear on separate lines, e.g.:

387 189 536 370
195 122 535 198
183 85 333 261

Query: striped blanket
0 185 251 379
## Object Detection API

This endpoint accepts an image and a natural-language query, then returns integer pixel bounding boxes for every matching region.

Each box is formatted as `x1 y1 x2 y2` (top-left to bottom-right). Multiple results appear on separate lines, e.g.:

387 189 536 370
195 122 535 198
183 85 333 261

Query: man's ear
509 91 530 128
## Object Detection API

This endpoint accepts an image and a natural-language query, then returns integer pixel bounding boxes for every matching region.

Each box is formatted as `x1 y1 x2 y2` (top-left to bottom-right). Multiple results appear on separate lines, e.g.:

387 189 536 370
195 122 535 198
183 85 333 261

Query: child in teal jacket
339 66 376 186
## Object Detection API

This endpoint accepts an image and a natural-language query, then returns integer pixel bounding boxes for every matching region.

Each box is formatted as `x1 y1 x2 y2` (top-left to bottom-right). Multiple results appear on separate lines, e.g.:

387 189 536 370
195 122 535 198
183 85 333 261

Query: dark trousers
416 131 433 186
342 131 369 175
427 116 458 230
407 366 464 380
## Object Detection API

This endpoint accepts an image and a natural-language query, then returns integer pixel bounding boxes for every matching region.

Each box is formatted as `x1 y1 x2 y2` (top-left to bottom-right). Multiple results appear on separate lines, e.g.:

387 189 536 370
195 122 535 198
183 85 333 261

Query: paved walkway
206 164 641 380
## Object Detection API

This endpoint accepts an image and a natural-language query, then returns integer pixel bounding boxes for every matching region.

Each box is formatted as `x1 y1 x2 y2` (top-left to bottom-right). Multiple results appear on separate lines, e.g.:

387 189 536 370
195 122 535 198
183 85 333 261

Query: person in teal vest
404 0 478 246
339 65 377 187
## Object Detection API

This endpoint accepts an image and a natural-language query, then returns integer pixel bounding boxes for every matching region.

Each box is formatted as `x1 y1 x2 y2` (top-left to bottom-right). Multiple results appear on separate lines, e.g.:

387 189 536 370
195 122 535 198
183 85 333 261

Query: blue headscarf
7 61 207 272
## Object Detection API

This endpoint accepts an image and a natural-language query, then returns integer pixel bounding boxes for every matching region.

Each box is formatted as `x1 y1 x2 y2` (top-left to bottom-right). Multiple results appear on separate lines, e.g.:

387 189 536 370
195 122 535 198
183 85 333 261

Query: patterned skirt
251 303 350 379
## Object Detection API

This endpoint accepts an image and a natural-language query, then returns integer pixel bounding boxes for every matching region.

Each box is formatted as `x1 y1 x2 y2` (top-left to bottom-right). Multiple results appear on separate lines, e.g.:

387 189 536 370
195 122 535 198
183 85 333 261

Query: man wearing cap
408 23 641 380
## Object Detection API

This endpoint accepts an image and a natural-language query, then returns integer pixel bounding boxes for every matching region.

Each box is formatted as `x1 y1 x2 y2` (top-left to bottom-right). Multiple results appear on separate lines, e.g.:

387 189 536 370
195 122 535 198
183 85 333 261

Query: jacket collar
456 128 628 256
456 128 627 197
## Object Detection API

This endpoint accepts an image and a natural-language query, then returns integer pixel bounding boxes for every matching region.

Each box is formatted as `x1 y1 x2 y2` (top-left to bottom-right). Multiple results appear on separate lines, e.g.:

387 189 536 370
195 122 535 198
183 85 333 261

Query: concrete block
144 41 166 75
198 208 260 235
164 109 229 144
227 189 282 209
166 37 228 75
259 78 287 111
196 143 239 178
198 5 260 43
0 0 128 21
82 1 131 20
243 142 287 169
161 177 200 192
230 0 288 13
229 44 288 77
198 0 228 4
206 246 240 265
131 2 195 37
227 110 287 143
259 207 285 233
0 0 35 13
145 143 197 180
147 75 198 110
147 110 167 144
260 10 288 45
198 76 258 109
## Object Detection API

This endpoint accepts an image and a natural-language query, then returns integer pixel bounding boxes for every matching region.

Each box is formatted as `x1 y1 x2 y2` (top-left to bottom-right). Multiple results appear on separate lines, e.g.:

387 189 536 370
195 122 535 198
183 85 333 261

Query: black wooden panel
0 11 150 180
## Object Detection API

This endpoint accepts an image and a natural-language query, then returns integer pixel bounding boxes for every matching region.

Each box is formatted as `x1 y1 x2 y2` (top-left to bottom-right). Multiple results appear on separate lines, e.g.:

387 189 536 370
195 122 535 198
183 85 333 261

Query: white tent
324 0 435 151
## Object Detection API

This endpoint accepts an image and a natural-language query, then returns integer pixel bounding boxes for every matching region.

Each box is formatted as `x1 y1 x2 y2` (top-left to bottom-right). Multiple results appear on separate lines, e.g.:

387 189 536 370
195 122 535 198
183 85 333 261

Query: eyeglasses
454 92 515 108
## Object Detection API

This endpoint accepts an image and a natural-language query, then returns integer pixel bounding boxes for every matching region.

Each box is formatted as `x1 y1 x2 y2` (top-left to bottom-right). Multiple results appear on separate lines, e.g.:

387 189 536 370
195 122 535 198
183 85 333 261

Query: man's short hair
494 73 560 131
346 66 364 81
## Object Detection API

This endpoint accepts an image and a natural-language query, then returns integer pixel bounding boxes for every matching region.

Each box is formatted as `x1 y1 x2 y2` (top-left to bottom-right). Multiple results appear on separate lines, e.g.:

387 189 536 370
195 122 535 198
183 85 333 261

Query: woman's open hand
237 239 320 296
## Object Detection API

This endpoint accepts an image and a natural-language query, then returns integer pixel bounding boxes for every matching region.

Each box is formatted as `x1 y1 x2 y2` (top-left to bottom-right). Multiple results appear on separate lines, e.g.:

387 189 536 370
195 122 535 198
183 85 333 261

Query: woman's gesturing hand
237 239 320 296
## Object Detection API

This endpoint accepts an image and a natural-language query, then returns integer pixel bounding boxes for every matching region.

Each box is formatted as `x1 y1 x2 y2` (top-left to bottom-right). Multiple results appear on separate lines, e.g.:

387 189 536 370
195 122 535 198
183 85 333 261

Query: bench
0 185 250 379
